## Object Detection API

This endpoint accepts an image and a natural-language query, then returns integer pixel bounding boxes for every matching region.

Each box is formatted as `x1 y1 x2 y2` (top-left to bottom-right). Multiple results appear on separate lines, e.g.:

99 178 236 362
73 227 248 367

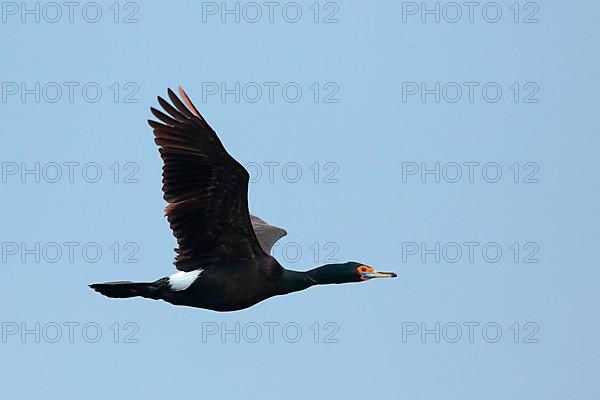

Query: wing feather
250 215 287 254
149 87 266 271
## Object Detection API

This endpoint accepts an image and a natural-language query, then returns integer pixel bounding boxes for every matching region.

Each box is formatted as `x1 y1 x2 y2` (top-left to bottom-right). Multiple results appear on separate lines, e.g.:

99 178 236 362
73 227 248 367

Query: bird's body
166 257 284 311
92 258 367 311
90 87 396 312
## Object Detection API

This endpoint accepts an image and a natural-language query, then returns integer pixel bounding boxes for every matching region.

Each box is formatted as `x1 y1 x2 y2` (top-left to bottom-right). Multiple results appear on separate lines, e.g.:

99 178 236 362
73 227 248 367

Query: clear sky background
1 1 598 399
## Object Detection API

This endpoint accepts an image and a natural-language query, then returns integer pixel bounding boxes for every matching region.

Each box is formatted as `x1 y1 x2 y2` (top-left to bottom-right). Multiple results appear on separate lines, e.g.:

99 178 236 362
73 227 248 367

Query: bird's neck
278 264 349 294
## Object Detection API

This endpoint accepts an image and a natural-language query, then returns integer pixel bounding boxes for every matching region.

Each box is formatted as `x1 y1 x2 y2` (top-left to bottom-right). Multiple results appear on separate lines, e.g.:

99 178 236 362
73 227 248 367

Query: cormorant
90 87 396 311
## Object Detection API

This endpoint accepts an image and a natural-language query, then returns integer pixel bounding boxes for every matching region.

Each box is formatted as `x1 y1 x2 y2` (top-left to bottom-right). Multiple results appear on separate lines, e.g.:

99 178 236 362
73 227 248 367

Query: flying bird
90 87 396 311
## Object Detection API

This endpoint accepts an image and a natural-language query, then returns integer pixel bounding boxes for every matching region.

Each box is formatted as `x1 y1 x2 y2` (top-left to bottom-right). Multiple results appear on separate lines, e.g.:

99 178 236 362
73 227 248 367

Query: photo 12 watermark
1 162 140 184
400 162 540 184
201 2 339 24
1 321 140 344
199 81 340 104
401 321 540 344
1 82 139 103
271 241 340 265
401 241 540 264
401 82 540 104
244 161 340 184
401 2 539 24
201 321 340 343
1 2 140 24
1 241 140 264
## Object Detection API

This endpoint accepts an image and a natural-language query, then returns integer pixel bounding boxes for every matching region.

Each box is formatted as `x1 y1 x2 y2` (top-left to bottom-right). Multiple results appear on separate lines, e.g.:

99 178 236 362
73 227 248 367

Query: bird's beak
363 270 397 279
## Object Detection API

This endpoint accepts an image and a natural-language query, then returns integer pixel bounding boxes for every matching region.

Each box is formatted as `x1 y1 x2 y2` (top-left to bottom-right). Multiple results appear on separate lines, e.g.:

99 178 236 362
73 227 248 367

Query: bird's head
309 261 397 284
348 261 397 282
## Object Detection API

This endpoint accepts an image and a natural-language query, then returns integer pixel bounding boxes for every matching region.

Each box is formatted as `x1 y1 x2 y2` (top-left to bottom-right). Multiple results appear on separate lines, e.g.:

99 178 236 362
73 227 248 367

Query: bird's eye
358 266 369 273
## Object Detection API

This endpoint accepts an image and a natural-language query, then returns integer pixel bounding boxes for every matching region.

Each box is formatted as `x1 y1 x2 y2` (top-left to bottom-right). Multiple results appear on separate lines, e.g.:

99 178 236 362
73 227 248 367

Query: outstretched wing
250 215 287 254
149 87 266 271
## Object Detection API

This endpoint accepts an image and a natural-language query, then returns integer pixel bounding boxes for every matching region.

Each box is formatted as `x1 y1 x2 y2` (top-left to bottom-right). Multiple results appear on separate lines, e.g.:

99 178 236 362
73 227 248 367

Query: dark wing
149 87 266 271
250 215 287 254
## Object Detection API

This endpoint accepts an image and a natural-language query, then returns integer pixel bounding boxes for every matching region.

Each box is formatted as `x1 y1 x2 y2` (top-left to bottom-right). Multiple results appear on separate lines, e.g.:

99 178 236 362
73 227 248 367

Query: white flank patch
168 269 203 291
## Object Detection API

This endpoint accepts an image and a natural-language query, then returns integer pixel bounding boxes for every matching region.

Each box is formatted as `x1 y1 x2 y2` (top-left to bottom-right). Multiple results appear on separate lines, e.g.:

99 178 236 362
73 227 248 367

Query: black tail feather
89 281 163 300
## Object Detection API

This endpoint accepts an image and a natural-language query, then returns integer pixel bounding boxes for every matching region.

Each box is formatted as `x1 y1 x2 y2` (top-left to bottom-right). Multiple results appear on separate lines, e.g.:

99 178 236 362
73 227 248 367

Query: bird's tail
89 279 166 300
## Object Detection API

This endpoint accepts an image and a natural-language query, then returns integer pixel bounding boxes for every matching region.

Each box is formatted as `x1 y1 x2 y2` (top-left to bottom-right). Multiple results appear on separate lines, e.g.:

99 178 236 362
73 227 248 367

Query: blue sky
1 1 598 399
